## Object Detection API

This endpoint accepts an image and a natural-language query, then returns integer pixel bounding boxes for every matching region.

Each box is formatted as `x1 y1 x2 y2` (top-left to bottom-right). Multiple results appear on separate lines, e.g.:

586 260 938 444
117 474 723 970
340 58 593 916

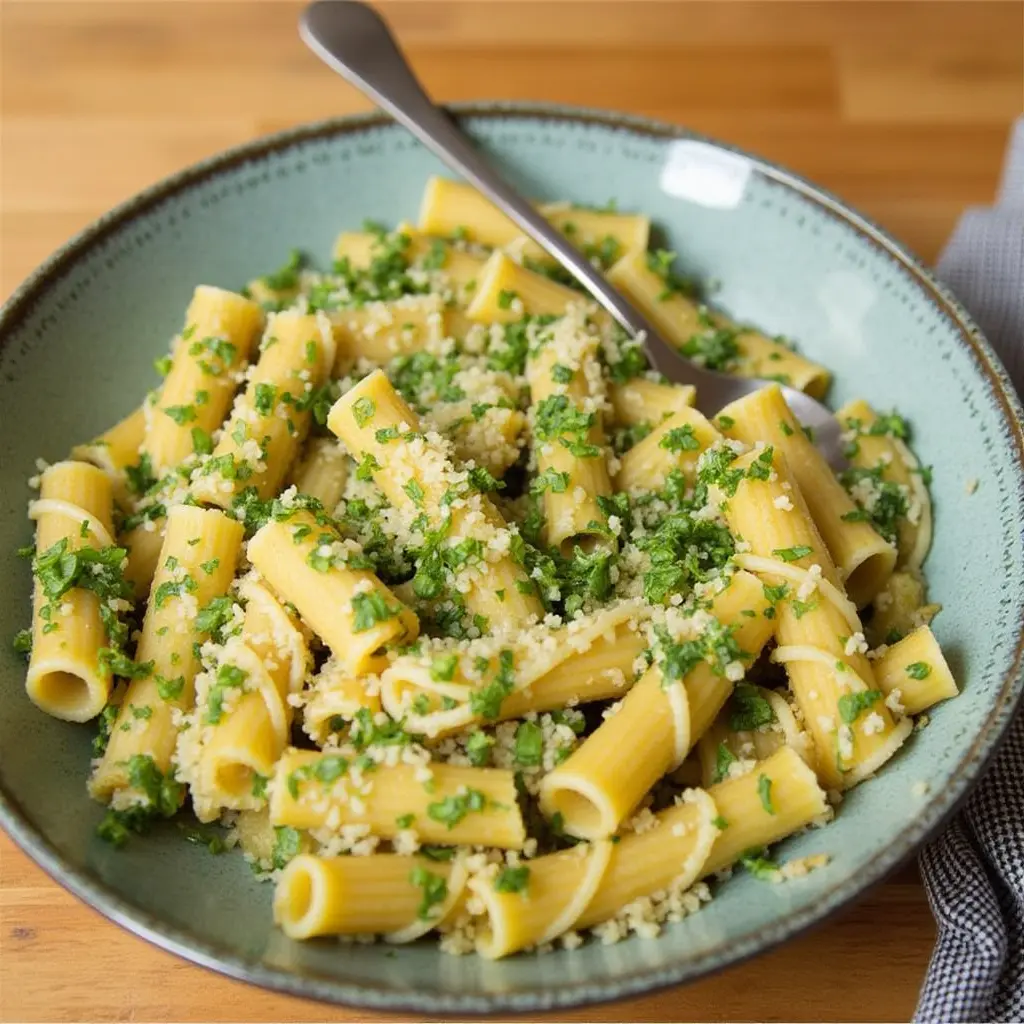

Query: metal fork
300 0 847 469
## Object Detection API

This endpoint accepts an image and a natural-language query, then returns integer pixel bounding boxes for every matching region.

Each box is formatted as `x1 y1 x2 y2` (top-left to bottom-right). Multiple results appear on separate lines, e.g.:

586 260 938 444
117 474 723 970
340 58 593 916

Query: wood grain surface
0 1 1020 1021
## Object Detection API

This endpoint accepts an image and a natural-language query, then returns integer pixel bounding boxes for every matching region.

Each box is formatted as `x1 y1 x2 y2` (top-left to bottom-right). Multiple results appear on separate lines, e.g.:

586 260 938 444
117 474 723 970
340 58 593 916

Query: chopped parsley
659 424 701 453
271 826 303 869
352 396 376 427
906 661 932 680
728 682 776 732
468 649 516 720
493 865 530 894
757 773 775 815
712 742 737 784
426 788 487 829
837 689 883 724
410 866 448 920
772 545 813 563
351 591 399 633
513 721 543 766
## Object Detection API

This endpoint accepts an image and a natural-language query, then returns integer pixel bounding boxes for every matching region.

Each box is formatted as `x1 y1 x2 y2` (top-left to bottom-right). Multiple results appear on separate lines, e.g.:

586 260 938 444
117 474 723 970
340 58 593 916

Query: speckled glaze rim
1 101 1022 1015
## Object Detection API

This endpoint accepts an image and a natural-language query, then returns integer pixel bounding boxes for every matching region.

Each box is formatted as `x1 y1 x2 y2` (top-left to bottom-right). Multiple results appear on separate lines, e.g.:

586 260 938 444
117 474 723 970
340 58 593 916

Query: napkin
915 117 1024 1024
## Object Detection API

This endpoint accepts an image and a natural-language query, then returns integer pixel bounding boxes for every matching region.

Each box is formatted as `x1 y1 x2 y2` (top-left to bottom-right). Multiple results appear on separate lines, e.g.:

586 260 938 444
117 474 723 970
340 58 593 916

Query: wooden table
1 2 1019 1020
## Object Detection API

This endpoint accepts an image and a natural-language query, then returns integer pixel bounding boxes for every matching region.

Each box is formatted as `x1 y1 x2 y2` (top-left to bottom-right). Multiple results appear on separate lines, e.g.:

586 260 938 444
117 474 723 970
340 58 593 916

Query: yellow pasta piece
25 462 117 722
607 379 695 427
179 578 311 822
381 602 647 737
696 685 816 788
702 746 829 875
539 572 773 839
89 505 243 804
837 398 932 572
526 316 613 553
615 406 721 494
191 310 335 507
143 286 263 473
472 843 613 959
301 658 382 745
274 852 469 942
331 230 379 269
247 510 417 676
871 625 958 715
472 789 717 958
289 438 349 512
418 177 649 261
867 570 940 649
333 224 485 310
120 516 166 599
723 448 911 790
718 385 896 607
330 295 449 371
327 369 542 628
606 248 830 398
70 406 146 509
573 789 718 930
270 748 525 849
466 251 586 324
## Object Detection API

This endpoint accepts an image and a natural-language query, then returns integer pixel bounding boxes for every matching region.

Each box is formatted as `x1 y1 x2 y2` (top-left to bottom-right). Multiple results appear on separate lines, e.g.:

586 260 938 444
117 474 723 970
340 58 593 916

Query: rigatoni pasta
16 178 953 962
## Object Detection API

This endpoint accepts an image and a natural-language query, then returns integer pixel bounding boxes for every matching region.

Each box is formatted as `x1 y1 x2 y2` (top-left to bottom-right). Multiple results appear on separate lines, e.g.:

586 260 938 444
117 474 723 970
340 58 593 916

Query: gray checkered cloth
915 118 1024 1024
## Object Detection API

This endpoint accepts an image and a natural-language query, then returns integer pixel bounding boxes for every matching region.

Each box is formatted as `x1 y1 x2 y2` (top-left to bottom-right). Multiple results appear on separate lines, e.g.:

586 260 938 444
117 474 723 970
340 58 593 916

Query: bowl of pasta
1 103 1022 1014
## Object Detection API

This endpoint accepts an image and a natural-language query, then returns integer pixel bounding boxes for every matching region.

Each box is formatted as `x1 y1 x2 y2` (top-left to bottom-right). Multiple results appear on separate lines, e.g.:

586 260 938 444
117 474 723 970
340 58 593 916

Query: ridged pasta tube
466 252 586 324
837 398 933 572
381 602 647 737
330 295 448 370
702 746 829 875
470 790 717 958
615 406 722 494
301 658 382 745
717 385 896 607
247 510 418 676
191 310 335 506
418 177 649 261
179 578 311 821
26 461 118 721
871 625 958 715
608 379 695 427
143 286 263 473
722 448 911 790
89 505 243 804
526 316 613 553
327 369 542 628
274 852 469 942
269 748 526 849
538 571 773 839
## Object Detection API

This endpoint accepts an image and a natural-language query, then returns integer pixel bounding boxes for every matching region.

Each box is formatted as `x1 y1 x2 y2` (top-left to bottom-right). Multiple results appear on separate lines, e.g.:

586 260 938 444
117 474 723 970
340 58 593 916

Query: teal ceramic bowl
1 103 1023 1013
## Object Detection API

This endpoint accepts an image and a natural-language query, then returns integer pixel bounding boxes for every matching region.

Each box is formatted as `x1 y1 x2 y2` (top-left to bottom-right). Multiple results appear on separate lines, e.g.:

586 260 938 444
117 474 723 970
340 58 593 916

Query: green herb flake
493 865 530 894
837 688 883 724
772 545 812 562
513 721 543 766
409 865 448 920
426 788 487 829
728 682 776 732
352 397 376 427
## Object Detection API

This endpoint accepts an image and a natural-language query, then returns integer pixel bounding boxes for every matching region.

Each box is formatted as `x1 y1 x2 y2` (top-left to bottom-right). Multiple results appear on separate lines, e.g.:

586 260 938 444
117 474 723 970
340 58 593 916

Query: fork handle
300 0 684 374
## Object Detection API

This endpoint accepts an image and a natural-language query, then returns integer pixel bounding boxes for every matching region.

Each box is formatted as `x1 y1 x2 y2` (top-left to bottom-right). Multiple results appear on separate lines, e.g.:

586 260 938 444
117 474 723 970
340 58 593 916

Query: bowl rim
1 100 1023 1015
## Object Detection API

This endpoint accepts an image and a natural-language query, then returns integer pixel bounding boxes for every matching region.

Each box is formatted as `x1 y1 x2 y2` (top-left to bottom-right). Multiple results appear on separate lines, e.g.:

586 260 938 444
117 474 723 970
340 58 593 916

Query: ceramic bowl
1 103 1022 1014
